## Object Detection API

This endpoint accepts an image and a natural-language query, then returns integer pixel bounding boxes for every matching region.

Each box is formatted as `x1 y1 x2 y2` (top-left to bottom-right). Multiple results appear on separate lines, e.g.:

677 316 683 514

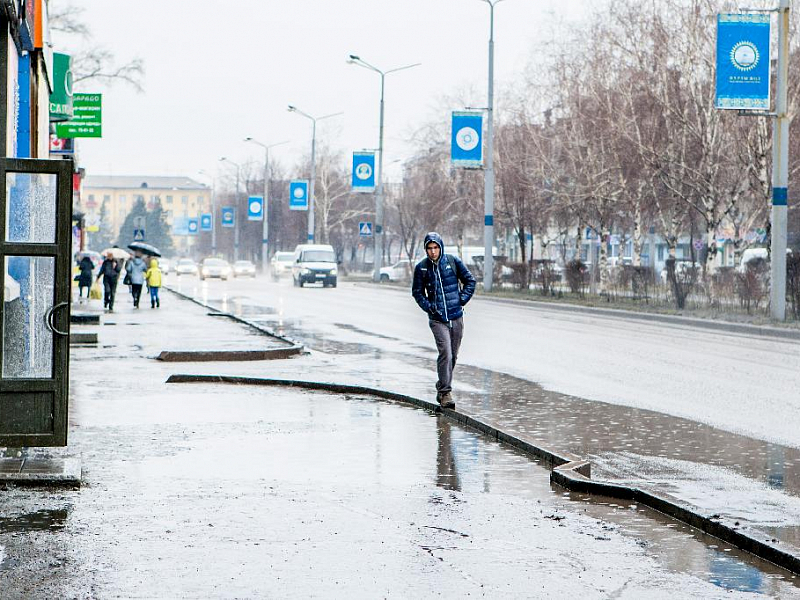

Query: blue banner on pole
221 207 235 228
716 14 771 110
352 152 376 192
289 180 309 211
187 218 199 235
451 111 483 168
200 213 213 231
247 196 264 221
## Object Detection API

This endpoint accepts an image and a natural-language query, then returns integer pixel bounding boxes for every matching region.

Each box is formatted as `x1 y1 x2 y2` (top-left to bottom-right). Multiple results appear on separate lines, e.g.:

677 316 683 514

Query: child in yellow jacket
145 258 163 308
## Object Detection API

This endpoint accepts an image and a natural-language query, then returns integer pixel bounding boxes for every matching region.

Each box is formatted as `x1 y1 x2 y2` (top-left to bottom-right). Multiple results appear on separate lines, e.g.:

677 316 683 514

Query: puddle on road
0 509 67 534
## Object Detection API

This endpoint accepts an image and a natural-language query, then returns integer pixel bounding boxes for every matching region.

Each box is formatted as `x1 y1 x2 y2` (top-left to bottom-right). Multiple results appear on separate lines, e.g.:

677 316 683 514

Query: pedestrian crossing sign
133 228 145 241
359 222 373 237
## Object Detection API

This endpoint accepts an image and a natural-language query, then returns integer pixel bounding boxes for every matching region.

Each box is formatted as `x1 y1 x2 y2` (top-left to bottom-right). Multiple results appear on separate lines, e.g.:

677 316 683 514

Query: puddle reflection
0 509 67 534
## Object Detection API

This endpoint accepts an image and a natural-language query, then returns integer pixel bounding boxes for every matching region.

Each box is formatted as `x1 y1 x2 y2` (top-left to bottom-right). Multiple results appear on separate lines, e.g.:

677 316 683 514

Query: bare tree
50 1 145 91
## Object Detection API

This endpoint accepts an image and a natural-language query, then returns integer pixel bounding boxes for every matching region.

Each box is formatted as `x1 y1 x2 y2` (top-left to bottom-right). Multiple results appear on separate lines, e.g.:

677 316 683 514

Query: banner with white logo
715 14 771 110
352 152 376 193
451 111 483 168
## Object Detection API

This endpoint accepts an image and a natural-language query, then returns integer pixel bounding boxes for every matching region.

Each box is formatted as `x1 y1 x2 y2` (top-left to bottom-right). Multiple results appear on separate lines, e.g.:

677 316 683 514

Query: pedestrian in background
96 252 121 312
145 258 162 308
125 253 147 308
411 232 476 409
77 255 94 303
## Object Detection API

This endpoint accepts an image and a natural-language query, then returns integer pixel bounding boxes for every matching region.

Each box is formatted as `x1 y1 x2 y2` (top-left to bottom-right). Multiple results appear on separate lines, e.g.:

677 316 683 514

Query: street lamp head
244 137 253 142
349 54 360 60
219 157 226 162
287 105 296 112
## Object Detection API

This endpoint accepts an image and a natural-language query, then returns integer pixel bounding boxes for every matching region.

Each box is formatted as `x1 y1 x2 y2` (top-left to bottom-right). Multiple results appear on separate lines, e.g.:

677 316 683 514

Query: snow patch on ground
597 452 800 527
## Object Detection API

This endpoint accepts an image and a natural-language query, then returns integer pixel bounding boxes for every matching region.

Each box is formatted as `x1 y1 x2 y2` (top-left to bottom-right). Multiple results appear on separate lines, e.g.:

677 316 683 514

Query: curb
167 373 800 576
164 286 304 349
0 456 81 488
358 282 800 342
157 347 302 362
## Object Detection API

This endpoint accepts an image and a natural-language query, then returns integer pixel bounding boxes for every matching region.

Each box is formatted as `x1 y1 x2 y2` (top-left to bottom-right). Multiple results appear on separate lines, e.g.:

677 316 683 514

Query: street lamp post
480 0 505 293
288 106 343 243
219 157 242 262
197 169 216 255
770 0 791 320
245 137 289 274
348 55 420 282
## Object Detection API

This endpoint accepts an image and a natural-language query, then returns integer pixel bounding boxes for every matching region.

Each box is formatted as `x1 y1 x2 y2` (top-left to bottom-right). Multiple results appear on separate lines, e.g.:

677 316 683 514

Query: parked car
159 257 171 275
200 258 232 280
379 259 412 282
291 244 338 288
174 258 198 276
233 260 256 278
660 259 700 284
270 251 295 277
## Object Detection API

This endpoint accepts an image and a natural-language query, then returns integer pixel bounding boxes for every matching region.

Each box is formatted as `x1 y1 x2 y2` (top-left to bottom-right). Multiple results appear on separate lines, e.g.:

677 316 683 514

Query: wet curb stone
166 373 800 576
156 347 302 362
0 456 81 488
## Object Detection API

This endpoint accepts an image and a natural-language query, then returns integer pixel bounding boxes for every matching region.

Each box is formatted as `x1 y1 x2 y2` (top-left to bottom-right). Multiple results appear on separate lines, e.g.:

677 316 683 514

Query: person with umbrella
96 251 122 312
125 251 148 308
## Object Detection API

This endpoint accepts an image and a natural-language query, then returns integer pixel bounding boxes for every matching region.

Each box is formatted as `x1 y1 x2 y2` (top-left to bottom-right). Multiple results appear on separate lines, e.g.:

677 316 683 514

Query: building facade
83 175 211 254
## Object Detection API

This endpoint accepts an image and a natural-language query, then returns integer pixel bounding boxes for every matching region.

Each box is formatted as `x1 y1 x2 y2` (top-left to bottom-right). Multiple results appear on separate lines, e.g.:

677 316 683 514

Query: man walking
412 232 476 409
96 252 121 312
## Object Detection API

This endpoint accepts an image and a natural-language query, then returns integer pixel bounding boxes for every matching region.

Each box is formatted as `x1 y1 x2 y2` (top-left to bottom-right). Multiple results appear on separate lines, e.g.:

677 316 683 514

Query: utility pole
348 55 420 281
770 0 791 320
245 138 289 273
288 106 342 243
481 0 504 292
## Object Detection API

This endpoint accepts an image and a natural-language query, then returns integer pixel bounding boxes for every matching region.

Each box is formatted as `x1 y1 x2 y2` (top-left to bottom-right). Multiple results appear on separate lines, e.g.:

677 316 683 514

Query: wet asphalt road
0 280 798 597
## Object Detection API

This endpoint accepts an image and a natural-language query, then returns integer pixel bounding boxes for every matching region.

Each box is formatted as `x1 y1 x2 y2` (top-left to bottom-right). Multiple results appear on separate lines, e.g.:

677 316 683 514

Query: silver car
233 260 256 278
175 258 198 276
200 258 232 280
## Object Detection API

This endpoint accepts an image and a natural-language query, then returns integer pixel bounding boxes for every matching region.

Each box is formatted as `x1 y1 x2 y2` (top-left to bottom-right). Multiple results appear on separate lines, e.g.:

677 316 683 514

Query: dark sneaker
440 392 455 409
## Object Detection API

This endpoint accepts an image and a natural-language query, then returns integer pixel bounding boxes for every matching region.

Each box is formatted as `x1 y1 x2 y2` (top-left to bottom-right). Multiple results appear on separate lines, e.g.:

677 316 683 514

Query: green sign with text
55 93 102 138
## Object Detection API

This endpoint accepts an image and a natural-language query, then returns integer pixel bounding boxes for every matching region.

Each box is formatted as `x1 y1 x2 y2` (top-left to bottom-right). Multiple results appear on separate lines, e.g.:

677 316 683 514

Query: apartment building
83 175 211 253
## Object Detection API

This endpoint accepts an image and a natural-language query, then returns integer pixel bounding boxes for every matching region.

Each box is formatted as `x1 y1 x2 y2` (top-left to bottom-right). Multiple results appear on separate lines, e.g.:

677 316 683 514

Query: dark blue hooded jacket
412 232 476 323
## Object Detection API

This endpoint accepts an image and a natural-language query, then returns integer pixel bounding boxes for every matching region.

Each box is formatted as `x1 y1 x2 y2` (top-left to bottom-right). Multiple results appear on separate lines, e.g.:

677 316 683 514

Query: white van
291 244 338 288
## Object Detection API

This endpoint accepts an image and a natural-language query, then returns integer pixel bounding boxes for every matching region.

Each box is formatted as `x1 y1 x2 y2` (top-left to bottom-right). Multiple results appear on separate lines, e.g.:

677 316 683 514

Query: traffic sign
247 196 264 221
359 221 373 237
188 219 199 235
352 152 376 193
451 111 483 168
289 180 309 211
133 216 146 230
133 229 145 242
200 213 212 231
694 239 705 251
221 207 235 227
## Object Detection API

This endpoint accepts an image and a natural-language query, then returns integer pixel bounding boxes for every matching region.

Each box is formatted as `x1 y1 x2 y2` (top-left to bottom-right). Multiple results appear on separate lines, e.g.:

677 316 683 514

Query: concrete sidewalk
172 284 800 573
0 291 795 596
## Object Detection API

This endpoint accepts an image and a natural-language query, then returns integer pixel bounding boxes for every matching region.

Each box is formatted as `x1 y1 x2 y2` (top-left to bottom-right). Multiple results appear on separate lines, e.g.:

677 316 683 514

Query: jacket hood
149 258 159 268
423 232 445 257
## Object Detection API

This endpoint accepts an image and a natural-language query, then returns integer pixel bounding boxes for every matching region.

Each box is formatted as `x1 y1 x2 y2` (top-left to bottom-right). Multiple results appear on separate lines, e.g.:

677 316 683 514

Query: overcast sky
57 0 589 185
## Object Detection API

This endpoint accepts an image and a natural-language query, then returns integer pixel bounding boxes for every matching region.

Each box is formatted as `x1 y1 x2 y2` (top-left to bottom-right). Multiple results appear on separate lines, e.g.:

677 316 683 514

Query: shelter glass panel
4 172 57 243
2 256 55 379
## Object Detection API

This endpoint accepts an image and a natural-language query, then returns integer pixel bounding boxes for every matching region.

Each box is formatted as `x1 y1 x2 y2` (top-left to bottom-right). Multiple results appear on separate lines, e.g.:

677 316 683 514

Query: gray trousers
429 317 464 394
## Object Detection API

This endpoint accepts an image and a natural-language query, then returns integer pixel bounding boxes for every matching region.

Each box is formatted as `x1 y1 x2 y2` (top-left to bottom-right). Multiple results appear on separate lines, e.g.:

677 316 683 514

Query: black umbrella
127 241 162 257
